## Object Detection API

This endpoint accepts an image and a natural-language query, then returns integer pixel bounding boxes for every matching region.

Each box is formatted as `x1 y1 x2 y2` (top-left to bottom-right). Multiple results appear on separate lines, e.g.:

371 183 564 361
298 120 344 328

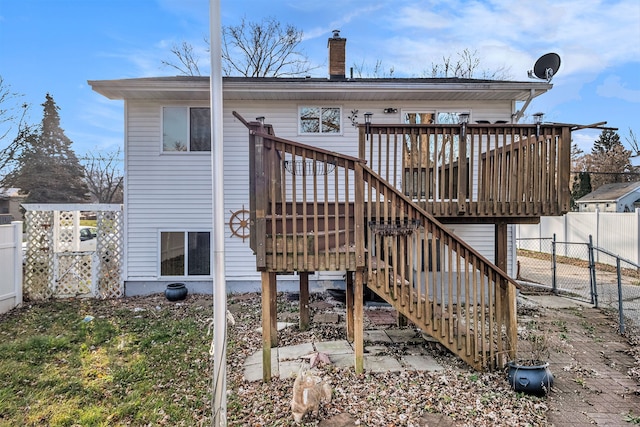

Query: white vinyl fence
516 209 640 266
0 221 23 314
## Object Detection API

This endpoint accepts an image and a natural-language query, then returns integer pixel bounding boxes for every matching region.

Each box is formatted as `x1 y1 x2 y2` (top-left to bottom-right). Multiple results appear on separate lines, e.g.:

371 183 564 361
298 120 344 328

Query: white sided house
89 33 557 296
576 181 640 212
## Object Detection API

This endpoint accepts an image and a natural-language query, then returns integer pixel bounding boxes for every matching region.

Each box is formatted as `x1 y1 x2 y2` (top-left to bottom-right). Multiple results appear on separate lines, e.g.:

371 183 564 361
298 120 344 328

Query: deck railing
237 112 518 370
243 115 366 273
360 124 572 219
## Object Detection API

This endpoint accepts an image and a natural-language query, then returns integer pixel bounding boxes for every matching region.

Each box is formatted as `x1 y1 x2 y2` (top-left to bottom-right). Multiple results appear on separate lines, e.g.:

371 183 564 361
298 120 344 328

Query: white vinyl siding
125 101 212 281
124 97 516 286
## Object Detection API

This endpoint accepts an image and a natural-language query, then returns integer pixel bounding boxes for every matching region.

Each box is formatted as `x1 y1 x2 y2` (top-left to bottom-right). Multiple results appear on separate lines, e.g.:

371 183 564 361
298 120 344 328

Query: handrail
236 111 518 369
360 163 518 368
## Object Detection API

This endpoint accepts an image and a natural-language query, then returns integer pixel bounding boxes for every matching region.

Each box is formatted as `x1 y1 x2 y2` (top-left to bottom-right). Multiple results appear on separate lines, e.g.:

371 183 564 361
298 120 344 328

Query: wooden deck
235 112 574 380
361 123 572 222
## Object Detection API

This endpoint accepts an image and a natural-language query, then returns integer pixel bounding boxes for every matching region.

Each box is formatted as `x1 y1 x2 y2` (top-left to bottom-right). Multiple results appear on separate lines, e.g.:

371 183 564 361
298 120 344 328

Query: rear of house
89 34 555 296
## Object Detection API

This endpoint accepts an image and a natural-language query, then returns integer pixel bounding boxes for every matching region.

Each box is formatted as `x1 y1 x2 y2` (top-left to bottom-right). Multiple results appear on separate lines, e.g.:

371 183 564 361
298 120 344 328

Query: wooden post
495 222 508 328
346 271 354 342
457 124 468 213
495 221 507 273
354 270 364 373
270 273 278 348
261 271 276 381
299 272 310 331
397 312 408 328
506 280 518 362
495 221 514 365
559 126 572 213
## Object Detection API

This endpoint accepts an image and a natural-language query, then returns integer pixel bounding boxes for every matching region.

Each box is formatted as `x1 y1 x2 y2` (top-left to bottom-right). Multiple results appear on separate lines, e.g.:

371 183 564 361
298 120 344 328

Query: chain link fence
516 236 640 333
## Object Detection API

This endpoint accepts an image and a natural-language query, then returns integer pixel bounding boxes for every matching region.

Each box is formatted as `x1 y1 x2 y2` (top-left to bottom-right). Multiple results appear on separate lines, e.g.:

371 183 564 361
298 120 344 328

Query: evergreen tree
570 172 592 210
592 129 622 155
1 94 88 203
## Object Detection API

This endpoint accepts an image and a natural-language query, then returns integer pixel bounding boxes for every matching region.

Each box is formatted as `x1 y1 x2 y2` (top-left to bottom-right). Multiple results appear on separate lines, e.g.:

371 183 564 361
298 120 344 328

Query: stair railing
236 111 518 370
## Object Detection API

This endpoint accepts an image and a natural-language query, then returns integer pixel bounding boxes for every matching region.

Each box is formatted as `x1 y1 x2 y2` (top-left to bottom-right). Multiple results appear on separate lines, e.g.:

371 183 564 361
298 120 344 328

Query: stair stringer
364 275 484 371
360 164 515 371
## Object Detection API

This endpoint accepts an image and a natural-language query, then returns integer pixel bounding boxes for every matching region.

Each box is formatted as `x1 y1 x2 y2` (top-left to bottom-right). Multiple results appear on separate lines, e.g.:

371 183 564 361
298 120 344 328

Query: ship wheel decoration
228 206 250 242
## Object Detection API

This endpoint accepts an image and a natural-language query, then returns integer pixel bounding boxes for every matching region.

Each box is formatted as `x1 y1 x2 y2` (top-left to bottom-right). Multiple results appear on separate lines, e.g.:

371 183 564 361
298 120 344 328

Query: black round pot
507 361 554 395
165 283 188 301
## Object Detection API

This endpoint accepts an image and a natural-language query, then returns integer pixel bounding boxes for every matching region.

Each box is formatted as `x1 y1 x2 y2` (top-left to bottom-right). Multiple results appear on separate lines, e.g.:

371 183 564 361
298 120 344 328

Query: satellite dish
528 53 561 82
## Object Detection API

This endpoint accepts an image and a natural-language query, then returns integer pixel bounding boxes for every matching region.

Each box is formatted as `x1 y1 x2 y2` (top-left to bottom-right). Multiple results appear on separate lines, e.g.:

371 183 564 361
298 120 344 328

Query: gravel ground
223 292 550 426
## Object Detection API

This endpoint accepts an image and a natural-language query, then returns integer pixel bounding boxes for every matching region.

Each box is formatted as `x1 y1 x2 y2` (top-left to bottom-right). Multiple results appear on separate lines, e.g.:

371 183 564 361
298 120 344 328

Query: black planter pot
165 283 188 301
507 361 554 395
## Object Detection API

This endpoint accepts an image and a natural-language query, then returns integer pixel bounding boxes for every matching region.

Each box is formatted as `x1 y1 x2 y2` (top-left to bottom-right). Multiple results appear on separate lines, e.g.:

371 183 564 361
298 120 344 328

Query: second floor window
299 106 341 134
162 107 211 152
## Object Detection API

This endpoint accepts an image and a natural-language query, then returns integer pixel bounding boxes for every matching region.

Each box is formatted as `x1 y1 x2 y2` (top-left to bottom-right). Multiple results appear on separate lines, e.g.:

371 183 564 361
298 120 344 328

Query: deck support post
495 221 516 365
269 274 278 348
346 271 354 342
261 271 277 381
505 280 518 362
299 272 310 331
397 313 408 328
495 221 508 272
354 270 364 373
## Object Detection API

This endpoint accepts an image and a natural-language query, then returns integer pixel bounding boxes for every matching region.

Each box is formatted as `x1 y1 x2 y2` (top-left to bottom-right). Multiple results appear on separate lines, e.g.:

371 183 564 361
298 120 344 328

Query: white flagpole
209 0 227 425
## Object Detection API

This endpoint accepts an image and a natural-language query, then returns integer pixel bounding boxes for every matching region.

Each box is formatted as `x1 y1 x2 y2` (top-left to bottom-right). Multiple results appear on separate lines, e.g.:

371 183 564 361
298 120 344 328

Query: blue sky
1 0 639 158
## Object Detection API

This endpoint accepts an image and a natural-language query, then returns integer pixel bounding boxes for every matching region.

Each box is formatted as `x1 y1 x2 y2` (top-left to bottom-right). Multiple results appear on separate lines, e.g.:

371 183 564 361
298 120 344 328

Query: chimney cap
332 29 341 38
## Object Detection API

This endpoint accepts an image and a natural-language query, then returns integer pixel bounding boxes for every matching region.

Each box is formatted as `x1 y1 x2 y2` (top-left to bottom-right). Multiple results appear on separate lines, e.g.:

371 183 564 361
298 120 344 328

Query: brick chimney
328 30 346 80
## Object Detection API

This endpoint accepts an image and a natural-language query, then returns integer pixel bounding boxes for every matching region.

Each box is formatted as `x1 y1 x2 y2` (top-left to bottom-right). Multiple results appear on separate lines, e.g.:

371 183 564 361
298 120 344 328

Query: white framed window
403 111 435 124
436 111 471 124
299 106 342 134
402 110 472 124
160 231 211 277
162 107 211 152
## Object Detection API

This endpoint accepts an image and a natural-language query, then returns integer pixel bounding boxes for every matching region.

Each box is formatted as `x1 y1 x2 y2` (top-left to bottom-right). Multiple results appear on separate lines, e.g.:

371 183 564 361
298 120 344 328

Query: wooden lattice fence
22 204 123 300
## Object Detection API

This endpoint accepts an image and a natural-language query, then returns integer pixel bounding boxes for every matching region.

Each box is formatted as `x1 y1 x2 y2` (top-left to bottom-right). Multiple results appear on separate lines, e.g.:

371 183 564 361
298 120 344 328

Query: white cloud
379 0 639 79
597 75 640 103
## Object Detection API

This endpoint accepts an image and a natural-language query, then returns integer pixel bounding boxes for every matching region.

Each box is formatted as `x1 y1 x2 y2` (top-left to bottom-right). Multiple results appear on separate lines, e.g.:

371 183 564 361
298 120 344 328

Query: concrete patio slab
402 354 444 371
385 328 420 343
279 360 308 379
328 353 354 368
364 355 404 373
278 342 315 361
244 348 279 366
364 345 388 356
243 350 279 382
364 329 392 343
314 340 353 355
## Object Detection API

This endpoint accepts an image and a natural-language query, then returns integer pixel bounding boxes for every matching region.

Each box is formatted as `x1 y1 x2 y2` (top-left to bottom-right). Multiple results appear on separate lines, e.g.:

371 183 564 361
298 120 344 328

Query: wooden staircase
234 112 573 381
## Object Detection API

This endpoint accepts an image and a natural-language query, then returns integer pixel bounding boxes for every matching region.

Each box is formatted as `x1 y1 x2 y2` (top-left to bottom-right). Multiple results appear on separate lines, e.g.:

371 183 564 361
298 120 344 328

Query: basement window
162 107 211 152
299 106 341 134
160 231 211 276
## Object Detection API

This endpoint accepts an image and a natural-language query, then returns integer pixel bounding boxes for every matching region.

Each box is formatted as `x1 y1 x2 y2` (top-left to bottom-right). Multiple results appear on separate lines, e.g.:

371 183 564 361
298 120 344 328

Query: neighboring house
0 188 26 222
576 182 640 212
89 32 556 297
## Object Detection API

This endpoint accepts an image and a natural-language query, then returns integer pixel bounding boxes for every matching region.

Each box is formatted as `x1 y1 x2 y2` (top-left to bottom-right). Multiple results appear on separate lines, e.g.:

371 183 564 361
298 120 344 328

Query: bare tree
352 48 511 80
81 148 124 203
625 128 639 156
162 17 315 78
161 41 202 76
222 16 314 77
0 76 33 178
351 59 395 78
427 49 511 79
